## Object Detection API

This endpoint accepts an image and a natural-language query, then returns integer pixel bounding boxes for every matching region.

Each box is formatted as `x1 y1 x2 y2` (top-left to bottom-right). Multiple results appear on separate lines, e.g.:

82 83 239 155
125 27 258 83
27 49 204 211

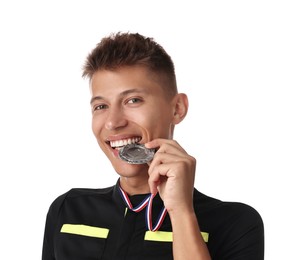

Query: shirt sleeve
216 203 265 260
42 193 68 260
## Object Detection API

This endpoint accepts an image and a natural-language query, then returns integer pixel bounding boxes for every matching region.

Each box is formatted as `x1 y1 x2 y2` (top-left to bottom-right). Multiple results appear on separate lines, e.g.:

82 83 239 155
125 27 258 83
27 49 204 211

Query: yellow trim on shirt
145 231 209 243
145 231 173 242
201 232 209 242
60 224 109 239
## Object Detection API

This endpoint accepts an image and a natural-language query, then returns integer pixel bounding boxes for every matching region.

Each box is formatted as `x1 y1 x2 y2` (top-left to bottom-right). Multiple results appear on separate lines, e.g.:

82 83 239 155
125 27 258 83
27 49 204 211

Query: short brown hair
82 32 177 95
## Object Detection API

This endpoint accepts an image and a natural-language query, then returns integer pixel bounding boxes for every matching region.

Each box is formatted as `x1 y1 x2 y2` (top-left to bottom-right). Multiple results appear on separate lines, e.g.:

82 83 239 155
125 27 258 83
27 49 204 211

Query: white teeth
110 137 141 148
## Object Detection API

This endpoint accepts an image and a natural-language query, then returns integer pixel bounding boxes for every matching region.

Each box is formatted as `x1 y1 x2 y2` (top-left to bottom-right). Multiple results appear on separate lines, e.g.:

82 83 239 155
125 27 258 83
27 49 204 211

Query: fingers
148 159 183 194
145 138 187 155
147 154 180 193
146 139 196 199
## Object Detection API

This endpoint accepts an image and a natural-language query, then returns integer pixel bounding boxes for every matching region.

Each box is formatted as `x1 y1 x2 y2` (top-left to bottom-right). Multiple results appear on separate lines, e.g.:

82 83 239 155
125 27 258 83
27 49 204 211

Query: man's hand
145 138 196 214
145 138 211 260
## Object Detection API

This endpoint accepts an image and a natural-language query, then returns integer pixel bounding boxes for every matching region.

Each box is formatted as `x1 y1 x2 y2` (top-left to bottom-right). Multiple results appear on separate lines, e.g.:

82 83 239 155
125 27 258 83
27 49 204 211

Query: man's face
90 66 176 177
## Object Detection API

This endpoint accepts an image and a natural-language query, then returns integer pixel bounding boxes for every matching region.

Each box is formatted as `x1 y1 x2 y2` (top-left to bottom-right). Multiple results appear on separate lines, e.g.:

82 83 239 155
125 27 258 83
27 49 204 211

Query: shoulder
193 188 264 232
47 185 115 217
194 188 262 216
193 189 264 258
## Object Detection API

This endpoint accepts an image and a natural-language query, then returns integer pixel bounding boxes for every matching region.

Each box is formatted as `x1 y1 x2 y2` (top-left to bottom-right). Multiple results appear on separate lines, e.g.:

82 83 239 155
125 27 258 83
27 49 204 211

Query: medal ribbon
118 185 167 231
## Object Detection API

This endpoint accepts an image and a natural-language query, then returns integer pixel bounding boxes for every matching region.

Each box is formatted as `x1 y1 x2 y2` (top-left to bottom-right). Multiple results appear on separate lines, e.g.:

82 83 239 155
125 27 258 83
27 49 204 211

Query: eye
93 104 108 111
127 97 142 104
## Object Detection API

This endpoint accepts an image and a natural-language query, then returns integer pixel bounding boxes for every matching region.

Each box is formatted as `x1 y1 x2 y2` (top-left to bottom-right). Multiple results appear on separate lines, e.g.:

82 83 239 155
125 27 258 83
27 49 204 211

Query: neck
119 176 150 195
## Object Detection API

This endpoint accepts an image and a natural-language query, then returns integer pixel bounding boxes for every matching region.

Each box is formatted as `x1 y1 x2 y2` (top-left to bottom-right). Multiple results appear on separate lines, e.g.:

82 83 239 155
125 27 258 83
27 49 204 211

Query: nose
105 106 128 130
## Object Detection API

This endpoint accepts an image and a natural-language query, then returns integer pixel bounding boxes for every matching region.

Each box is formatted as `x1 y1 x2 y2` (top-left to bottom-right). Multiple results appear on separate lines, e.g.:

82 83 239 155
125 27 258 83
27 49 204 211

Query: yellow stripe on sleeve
144 231 209 243
60 224 109 239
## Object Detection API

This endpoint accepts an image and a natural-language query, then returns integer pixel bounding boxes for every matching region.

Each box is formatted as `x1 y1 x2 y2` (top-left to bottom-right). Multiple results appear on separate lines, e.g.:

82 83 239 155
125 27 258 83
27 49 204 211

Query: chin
113 161 148 178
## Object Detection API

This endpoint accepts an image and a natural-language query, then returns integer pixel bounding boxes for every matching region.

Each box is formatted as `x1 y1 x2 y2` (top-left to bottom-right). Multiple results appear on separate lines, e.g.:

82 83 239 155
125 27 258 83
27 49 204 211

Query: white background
0 1 297 259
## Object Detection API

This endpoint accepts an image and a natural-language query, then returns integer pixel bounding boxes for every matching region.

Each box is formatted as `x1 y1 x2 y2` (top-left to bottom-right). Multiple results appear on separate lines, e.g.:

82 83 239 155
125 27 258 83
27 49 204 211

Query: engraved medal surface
119 143 155 164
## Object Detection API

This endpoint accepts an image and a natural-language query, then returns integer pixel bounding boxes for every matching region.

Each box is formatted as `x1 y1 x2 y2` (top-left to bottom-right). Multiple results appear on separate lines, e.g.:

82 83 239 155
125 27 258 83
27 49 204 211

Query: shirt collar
112 178 164 213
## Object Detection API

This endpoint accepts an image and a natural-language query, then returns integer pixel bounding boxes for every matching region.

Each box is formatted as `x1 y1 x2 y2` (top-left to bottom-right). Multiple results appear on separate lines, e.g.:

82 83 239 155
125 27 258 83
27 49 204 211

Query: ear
172 93 189 125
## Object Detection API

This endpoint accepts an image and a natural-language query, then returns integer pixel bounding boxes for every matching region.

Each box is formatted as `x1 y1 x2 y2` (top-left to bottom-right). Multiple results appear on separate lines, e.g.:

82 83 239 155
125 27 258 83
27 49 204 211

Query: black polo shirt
42 179 264 260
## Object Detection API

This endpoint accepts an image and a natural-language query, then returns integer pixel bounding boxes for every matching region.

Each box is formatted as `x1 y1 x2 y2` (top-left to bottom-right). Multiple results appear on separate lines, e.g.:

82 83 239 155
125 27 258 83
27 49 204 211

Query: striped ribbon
118 185 167 232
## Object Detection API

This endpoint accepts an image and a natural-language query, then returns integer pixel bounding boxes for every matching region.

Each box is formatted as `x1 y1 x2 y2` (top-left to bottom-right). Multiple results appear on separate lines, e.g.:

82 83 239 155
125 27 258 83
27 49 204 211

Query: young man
42 32 264 260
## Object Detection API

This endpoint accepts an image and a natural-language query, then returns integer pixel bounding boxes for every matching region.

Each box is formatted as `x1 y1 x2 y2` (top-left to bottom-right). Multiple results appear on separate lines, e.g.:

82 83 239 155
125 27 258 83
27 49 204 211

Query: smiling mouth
108 137 142 150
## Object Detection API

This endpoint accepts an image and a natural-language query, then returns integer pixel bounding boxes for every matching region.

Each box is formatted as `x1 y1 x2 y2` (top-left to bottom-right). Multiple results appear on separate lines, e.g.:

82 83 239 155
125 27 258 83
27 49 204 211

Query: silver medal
119 143 155 164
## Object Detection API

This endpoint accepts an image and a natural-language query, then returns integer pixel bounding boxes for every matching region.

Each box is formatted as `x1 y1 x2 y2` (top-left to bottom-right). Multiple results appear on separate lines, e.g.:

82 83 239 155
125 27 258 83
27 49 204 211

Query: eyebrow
90 96 104 105
90 88 148 104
